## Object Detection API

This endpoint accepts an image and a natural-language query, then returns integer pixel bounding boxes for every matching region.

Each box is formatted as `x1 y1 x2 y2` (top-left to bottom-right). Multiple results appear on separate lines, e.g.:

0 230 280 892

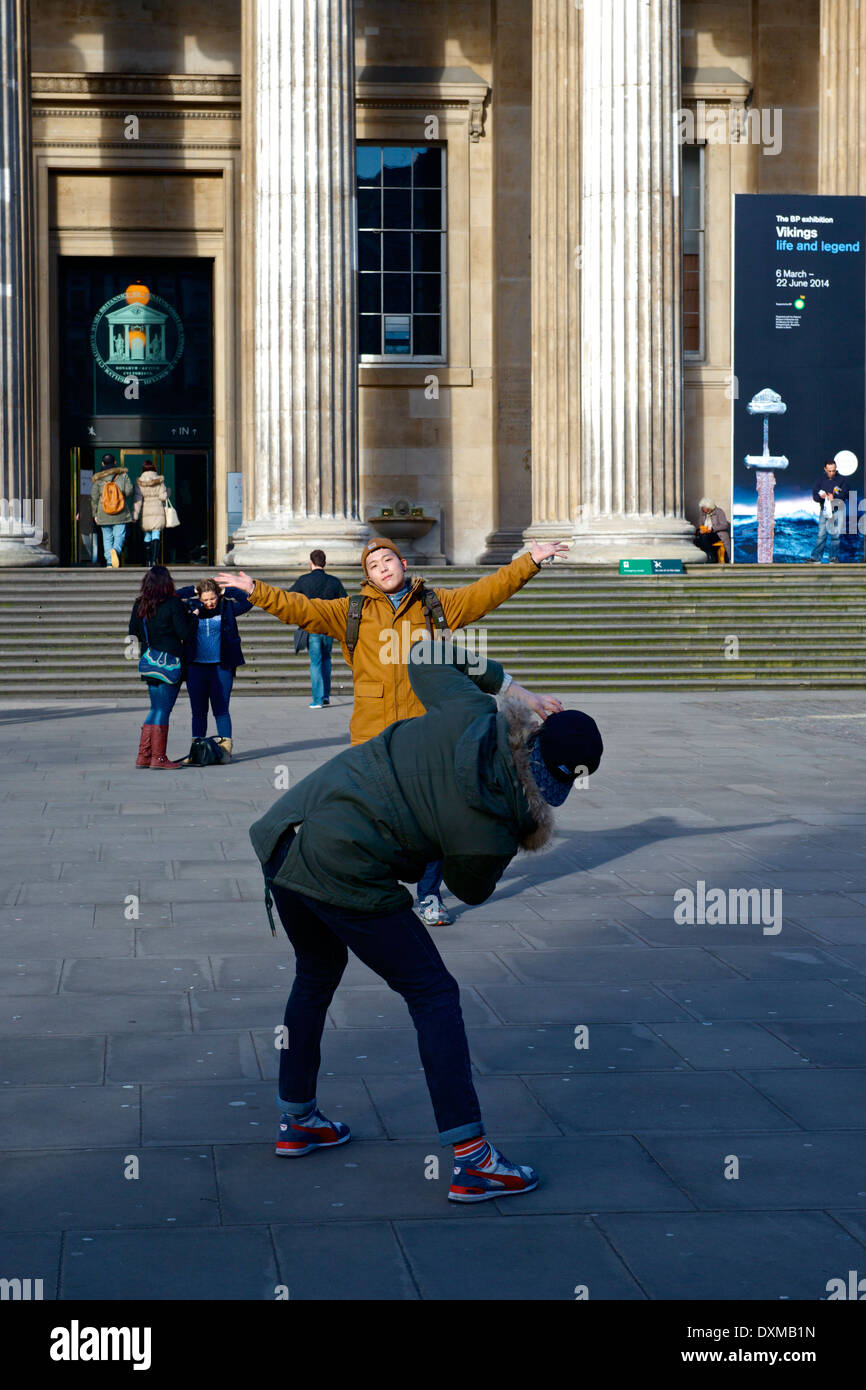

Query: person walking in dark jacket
128 565 197 768
251 638 603 1203
289 550 347 708
176 578 253 761
91 453 134 567
810 459 850 563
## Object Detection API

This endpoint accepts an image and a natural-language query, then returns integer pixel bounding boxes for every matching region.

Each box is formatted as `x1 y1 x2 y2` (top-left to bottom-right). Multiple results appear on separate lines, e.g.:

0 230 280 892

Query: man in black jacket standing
810 459 850 563
290 550 347 707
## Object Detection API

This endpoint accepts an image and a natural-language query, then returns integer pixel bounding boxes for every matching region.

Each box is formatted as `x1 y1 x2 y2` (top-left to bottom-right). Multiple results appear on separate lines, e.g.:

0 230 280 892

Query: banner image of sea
733 509 864 563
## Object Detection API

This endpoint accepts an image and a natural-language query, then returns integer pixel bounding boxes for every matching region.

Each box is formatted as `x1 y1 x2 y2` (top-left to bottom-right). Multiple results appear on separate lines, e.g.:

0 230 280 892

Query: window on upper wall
356 143 446 362
682 142 704 358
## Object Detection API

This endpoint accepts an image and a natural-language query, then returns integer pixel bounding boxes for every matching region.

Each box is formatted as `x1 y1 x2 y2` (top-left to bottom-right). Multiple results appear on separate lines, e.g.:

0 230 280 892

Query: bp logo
90 281 184 385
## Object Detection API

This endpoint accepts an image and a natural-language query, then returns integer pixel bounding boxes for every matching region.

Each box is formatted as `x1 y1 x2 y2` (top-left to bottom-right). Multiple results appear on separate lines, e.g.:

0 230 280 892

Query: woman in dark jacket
128 565 197 769
176 578 253 761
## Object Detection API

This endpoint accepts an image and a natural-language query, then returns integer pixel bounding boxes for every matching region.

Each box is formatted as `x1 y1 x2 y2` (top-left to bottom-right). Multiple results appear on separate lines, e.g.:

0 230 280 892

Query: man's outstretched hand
529 540 571 565
508 682 563 719
213 570 255 594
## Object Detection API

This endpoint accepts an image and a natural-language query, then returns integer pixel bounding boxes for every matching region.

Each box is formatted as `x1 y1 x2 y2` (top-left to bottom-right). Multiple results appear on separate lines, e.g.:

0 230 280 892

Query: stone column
570 0 698 562
231 0 367 567
819 0 866 193
520 0 581 554
0 0 57 565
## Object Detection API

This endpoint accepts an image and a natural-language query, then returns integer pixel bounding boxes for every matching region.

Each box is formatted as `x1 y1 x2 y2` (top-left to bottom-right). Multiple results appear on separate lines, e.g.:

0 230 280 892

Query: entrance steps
0 564 864 696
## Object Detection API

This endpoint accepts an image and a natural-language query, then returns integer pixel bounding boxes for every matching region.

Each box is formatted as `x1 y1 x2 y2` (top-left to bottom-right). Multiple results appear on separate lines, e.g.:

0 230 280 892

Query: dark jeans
418 859 444 898
144 680 181 726
308 634 332 704
264 833 483 1144
187 662 234 737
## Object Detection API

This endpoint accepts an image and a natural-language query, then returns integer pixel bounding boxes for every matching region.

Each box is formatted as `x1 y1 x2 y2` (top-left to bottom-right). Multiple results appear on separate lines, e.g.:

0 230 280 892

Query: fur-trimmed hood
499 696 555 852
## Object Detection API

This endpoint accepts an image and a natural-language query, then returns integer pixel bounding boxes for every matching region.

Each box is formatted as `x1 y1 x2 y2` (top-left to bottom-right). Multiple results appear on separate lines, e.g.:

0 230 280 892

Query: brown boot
136 724 153 768
149 724 184 769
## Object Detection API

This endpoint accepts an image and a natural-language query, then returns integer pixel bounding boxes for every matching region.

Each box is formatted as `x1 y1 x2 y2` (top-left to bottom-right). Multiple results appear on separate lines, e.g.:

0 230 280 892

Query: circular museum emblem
90 282 185 385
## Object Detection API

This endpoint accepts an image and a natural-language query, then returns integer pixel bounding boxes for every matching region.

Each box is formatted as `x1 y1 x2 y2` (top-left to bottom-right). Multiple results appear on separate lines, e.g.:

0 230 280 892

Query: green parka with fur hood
249 641 553 916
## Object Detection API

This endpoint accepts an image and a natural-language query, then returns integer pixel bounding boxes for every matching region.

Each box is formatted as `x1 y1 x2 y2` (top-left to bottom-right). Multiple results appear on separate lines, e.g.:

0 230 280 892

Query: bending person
217 536 567 928
250 638 603 1203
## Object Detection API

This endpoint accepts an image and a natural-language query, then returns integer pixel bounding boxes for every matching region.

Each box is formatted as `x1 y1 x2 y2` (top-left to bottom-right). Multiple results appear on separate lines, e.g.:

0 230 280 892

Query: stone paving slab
395 1215 646 1300
1 1036 105 1086
649 1021 811 1069
61 1228 278 1300
638 1132 866 1209
524 1072 797 1134
594 1212 866 1301
0 992 191 1036
363 1074 561 1139
739 1069 866 1128
0 1148 219 1232
476 983 694 1024
4 691 866 1300
271 1221 419 1300
106 1032 262 1084
660 980 866 1021
465 1023 683 1073
141 1078 383 1145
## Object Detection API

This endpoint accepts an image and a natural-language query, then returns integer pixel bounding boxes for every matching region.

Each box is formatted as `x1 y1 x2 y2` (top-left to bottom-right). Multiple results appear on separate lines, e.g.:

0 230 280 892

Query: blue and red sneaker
448 1142 538 1203
275 1107 351 1157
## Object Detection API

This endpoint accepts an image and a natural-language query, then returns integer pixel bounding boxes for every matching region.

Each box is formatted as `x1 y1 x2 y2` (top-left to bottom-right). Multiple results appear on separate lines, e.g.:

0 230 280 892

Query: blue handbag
138 618 182 685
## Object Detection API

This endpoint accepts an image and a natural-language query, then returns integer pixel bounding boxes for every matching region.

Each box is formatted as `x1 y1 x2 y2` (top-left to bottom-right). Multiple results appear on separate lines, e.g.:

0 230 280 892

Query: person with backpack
288 550 348 708
128 565 197 769
215 536 567 926
132 459 170 567
175 577 254 762
91 453 134 567
252 636 603 1201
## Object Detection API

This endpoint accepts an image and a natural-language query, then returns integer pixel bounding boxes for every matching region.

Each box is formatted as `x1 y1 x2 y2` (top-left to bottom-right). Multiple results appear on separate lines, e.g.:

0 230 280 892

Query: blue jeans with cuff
264 832 483 1145
308 634 333 704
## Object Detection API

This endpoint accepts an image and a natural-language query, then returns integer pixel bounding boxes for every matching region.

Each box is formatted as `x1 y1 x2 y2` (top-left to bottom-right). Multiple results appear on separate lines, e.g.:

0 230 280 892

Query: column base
224 517 370 569
0 536 59 567
480 528 527 565
522 516 708 565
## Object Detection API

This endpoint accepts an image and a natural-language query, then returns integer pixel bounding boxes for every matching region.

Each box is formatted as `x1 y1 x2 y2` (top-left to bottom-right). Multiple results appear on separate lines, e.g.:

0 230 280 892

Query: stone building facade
0 0 860 567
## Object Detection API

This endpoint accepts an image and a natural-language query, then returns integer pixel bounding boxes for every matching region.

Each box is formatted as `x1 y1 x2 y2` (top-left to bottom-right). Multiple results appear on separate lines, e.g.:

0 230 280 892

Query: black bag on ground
185 736 229 766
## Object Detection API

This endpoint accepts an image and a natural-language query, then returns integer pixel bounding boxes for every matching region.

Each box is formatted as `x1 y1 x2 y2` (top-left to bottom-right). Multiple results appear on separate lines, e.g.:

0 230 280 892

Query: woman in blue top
177 578 253 761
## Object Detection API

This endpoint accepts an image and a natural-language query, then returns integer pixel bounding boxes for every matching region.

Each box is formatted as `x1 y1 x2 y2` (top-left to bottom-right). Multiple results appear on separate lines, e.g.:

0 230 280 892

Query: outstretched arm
436 540 570 630
213 570 348 638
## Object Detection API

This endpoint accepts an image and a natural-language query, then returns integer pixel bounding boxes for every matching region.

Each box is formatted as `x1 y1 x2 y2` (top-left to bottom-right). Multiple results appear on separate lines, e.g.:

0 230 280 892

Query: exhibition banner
731 195 866 562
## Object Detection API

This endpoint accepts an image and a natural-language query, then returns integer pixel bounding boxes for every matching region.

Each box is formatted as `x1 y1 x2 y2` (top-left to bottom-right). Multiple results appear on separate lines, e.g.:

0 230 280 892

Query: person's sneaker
449 1143 538 1203
275 1107 351 1157
322 698 330 706
309 702 322 709
417 894 452 927
109 548 120 568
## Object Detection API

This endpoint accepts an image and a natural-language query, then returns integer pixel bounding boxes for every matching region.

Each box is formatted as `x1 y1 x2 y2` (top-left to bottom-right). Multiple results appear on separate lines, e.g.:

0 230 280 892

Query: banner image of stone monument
732 195 866 563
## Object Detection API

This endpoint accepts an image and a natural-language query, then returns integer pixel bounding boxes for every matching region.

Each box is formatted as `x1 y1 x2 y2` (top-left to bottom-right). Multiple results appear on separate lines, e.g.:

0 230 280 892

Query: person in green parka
251 637 603 1204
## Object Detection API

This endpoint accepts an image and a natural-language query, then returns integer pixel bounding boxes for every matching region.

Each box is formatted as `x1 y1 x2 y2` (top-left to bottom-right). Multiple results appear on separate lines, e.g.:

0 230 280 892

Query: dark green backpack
344 583 449 662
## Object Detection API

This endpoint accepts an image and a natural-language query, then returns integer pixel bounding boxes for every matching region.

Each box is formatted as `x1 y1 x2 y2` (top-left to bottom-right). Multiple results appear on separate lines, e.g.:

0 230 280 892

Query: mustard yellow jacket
249 550 542 745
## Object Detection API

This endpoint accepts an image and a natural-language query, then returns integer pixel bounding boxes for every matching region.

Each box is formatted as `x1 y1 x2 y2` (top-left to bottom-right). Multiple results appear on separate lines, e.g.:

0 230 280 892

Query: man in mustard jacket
215 535 567 922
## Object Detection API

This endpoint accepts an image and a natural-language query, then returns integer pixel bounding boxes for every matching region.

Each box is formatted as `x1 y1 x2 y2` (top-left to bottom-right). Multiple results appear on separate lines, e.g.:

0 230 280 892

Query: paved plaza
1 689 866 1301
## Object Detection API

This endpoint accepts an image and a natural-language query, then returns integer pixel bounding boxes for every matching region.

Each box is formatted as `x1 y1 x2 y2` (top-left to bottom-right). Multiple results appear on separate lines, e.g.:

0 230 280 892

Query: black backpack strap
419 584 450 637
345 594 366 662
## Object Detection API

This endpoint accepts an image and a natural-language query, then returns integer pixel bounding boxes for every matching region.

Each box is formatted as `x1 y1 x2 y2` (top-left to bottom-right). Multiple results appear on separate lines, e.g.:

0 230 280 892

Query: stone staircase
0 564 864 696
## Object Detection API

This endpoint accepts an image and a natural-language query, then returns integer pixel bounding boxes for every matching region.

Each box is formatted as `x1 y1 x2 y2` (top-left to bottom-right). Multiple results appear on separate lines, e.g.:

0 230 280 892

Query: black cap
535 710 603 784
